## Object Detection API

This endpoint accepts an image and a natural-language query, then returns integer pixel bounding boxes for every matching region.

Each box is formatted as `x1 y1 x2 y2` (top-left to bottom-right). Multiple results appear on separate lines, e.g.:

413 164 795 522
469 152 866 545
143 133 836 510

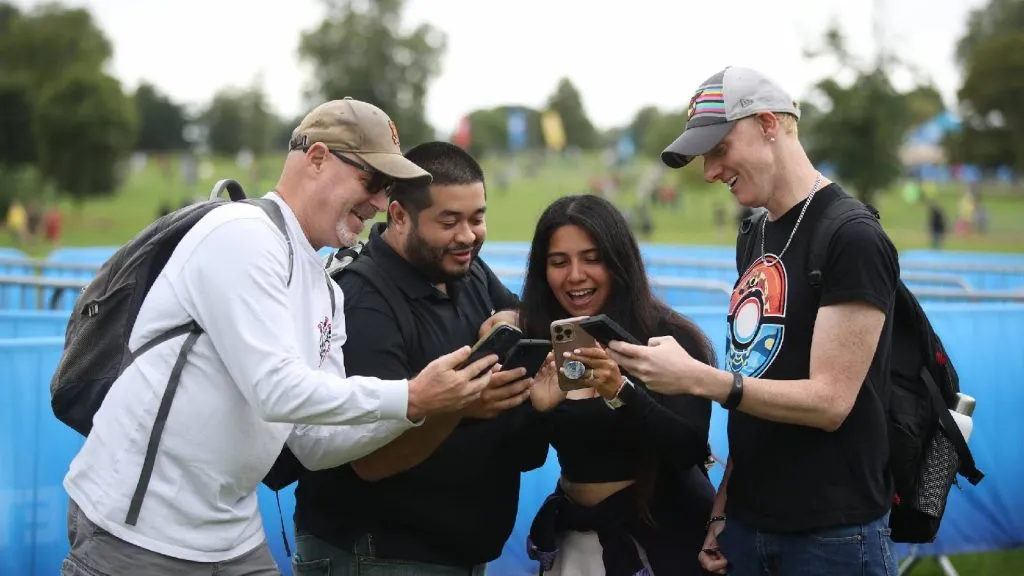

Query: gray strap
129 321 199 362
125 326 203 526
245 198 294 287
325 272 336 317
629 534 655 575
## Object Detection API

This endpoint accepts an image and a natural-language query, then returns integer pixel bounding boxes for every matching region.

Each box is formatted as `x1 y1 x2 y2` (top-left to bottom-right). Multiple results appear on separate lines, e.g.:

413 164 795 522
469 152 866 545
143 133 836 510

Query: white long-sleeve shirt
64 192 417 562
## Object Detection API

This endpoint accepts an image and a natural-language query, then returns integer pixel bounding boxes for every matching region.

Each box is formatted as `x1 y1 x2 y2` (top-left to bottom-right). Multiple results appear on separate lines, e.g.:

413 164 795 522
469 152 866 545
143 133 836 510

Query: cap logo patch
687 84 726 121
388 120 400 146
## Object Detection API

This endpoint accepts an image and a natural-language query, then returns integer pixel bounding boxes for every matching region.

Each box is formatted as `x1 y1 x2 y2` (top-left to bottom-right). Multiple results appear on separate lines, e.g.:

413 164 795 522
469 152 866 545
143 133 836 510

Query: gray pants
293 531 487 576
61 498 281 576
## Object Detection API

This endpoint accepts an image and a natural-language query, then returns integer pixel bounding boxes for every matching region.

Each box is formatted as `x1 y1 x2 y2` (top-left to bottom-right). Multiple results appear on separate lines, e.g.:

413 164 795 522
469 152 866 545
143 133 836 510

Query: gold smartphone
550 316 598 392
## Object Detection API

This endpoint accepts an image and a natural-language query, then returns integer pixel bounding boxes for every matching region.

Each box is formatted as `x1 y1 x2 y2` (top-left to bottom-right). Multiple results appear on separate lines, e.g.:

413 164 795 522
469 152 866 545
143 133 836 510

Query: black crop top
548 326 714 484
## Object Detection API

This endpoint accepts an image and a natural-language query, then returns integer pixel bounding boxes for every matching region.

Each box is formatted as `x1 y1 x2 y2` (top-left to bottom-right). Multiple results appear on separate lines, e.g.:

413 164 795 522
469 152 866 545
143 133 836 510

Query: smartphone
458 322 522 373
550 317 599 392
502 339 552 379
578 314 641 347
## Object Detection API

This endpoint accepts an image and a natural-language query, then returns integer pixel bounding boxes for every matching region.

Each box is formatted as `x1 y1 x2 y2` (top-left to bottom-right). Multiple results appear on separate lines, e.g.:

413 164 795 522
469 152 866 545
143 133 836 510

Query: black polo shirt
293 223 549 567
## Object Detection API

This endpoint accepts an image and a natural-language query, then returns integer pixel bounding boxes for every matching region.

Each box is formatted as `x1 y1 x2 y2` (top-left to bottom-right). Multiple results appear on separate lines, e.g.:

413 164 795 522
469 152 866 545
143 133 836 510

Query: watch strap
722 371 744 410
604 377 634 409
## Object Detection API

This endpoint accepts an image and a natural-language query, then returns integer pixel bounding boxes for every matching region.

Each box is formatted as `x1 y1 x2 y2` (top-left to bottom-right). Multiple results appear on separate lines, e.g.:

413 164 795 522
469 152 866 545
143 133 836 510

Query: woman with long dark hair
520 194 717 575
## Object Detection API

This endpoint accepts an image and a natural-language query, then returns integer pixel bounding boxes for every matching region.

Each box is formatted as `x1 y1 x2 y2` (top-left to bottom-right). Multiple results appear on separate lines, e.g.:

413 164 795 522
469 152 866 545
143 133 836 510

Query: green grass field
4 153 1023 573
3 152 1023 256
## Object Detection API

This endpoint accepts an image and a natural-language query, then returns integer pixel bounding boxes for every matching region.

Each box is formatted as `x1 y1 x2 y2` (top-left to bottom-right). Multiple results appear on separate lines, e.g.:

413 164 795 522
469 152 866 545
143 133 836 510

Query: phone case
462 323 522 369
550 317 598 391
503 339 552 378
578 314 641 346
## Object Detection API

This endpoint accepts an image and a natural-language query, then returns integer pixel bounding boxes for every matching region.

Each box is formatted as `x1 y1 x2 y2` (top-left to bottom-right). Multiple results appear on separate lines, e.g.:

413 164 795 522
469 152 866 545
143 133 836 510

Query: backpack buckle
86 303 100 317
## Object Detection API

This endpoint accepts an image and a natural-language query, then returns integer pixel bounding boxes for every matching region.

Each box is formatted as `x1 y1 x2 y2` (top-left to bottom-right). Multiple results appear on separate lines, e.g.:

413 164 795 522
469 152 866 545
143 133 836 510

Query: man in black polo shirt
292 141 548 575
609 67 901 575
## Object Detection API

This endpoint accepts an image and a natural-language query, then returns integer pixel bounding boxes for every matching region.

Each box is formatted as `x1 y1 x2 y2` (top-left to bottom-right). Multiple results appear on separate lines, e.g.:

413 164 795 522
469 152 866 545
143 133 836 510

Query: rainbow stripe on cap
687 84 726 120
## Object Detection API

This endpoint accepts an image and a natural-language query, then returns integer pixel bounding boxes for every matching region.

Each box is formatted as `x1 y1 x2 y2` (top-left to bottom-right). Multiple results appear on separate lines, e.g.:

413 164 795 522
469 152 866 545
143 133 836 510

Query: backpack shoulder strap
735 210 766 275
243 197 294 287
344 254 418 353
807 192 880 288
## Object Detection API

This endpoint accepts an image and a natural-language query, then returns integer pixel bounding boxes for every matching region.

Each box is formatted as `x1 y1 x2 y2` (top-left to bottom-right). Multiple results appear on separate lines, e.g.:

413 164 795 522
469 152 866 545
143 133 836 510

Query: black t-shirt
724 183 900 532
549 320 713 485
293 228 548 567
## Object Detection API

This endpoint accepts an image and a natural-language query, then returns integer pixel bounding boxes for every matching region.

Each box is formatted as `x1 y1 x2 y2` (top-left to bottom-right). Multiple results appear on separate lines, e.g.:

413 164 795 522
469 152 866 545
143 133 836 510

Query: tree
202 89 248 157
904 84 946 129
298 0 446 147
0 3 112 92
0 2 137 204
34 69 138 204
0 78 36 169
955 0 1024 70
133 82 188 152
801 27 911 206
629 106 662 155
955 33 1024 172
461 105 544 157
545 78 598 150
951 0 1024 172
201 84 279 158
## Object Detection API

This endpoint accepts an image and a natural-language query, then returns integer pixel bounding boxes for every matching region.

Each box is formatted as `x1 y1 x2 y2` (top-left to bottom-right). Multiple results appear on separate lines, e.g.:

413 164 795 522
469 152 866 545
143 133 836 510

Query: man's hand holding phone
462 364 533 420
406 346 498 421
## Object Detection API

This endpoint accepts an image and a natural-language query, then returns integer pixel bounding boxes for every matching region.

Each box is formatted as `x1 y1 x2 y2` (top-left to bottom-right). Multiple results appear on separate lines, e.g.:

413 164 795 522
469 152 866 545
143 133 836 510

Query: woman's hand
530 352 566 412
564 346 624 400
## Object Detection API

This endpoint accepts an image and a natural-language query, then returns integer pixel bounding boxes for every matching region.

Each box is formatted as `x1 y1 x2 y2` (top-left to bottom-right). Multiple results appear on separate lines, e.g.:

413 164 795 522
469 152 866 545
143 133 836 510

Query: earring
769 137 776 143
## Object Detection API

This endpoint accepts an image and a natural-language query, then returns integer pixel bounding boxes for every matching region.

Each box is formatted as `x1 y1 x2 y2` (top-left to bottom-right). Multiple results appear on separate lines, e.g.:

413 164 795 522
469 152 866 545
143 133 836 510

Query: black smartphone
501 339 552 379
457 322 523 372
578 314 641 347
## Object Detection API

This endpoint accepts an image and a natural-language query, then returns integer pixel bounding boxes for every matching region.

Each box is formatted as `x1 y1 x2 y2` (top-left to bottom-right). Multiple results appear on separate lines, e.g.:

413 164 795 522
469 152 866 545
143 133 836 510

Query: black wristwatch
721 371 744 410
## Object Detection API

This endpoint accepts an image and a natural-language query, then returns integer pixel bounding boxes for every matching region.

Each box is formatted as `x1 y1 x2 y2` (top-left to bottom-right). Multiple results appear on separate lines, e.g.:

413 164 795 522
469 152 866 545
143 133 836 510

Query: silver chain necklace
761 172 823 266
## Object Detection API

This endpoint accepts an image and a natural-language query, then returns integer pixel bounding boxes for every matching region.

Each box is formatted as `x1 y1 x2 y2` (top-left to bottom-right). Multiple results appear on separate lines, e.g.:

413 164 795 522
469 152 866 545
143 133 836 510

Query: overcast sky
17 0 985 133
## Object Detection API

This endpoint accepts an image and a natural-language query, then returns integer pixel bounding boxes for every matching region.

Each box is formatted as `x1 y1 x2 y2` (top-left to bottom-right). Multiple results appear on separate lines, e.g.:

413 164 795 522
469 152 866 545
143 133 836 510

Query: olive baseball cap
661 66 801 168
289 97 432 185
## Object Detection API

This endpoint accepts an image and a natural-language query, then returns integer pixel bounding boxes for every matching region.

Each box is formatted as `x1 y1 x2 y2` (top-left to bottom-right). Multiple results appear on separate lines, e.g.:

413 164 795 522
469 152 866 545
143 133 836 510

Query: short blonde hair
777 112 799 137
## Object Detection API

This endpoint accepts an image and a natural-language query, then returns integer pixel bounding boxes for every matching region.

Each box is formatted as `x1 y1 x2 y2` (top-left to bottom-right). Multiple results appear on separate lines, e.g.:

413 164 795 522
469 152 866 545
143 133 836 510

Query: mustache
445 243 477 254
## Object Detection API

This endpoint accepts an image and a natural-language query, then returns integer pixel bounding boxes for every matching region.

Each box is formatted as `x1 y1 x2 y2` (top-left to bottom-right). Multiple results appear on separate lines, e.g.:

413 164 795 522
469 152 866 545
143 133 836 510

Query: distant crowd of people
4 199 63 247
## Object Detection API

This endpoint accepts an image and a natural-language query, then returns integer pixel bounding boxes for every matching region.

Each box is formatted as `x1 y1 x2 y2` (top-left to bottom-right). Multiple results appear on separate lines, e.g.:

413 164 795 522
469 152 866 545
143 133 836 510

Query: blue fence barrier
2 298 1022 575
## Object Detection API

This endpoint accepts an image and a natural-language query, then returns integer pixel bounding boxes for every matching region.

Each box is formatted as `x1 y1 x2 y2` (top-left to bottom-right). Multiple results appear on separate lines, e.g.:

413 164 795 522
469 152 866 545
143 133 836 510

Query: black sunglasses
294 143 393 194
329 151 393 194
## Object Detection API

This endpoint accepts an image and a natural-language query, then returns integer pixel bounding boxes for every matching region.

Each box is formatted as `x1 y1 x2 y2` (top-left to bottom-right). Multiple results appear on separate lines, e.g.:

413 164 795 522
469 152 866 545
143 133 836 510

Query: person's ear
388 200 410 229
756 112 781 142
307 143 329 173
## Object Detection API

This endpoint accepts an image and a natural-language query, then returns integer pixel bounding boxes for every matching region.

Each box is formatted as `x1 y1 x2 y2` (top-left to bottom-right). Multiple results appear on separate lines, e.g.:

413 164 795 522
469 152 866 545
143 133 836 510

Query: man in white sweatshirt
59 98 499 576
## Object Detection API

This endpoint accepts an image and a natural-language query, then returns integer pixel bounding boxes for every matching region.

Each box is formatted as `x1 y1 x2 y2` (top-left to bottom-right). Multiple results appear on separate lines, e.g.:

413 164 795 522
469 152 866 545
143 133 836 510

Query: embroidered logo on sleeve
317 316 333 367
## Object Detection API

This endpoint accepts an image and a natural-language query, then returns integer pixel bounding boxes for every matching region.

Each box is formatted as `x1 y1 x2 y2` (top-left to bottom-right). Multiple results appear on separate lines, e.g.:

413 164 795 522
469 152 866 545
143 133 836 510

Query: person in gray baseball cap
608 66 902 576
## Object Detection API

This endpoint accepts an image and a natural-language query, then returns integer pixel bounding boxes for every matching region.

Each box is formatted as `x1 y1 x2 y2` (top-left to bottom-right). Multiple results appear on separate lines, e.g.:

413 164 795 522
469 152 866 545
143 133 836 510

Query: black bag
735 191 984 544
49 180 333 527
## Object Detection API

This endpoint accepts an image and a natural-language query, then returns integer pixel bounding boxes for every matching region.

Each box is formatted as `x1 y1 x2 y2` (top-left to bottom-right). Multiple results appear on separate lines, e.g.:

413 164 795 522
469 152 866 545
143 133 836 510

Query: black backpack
49 180 334 527
735 191 984 544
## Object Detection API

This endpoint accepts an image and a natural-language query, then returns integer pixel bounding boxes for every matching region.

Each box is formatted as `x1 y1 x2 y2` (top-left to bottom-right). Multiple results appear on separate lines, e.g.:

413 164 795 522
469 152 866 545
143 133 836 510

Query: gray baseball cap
661 66 801 168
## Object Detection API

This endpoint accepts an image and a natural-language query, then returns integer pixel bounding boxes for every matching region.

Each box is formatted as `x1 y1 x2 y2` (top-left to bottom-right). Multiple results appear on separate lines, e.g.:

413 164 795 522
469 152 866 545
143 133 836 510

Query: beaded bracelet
705 515 727 531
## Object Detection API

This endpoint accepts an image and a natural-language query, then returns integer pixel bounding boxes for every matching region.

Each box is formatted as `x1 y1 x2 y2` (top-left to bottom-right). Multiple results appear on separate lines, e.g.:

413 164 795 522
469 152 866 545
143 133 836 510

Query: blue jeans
292 531 487 576
717 514 899 576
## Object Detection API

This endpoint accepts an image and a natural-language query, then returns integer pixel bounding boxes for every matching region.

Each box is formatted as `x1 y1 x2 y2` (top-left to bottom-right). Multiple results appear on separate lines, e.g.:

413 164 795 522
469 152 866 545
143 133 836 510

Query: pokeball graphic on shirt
726 256 788 378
